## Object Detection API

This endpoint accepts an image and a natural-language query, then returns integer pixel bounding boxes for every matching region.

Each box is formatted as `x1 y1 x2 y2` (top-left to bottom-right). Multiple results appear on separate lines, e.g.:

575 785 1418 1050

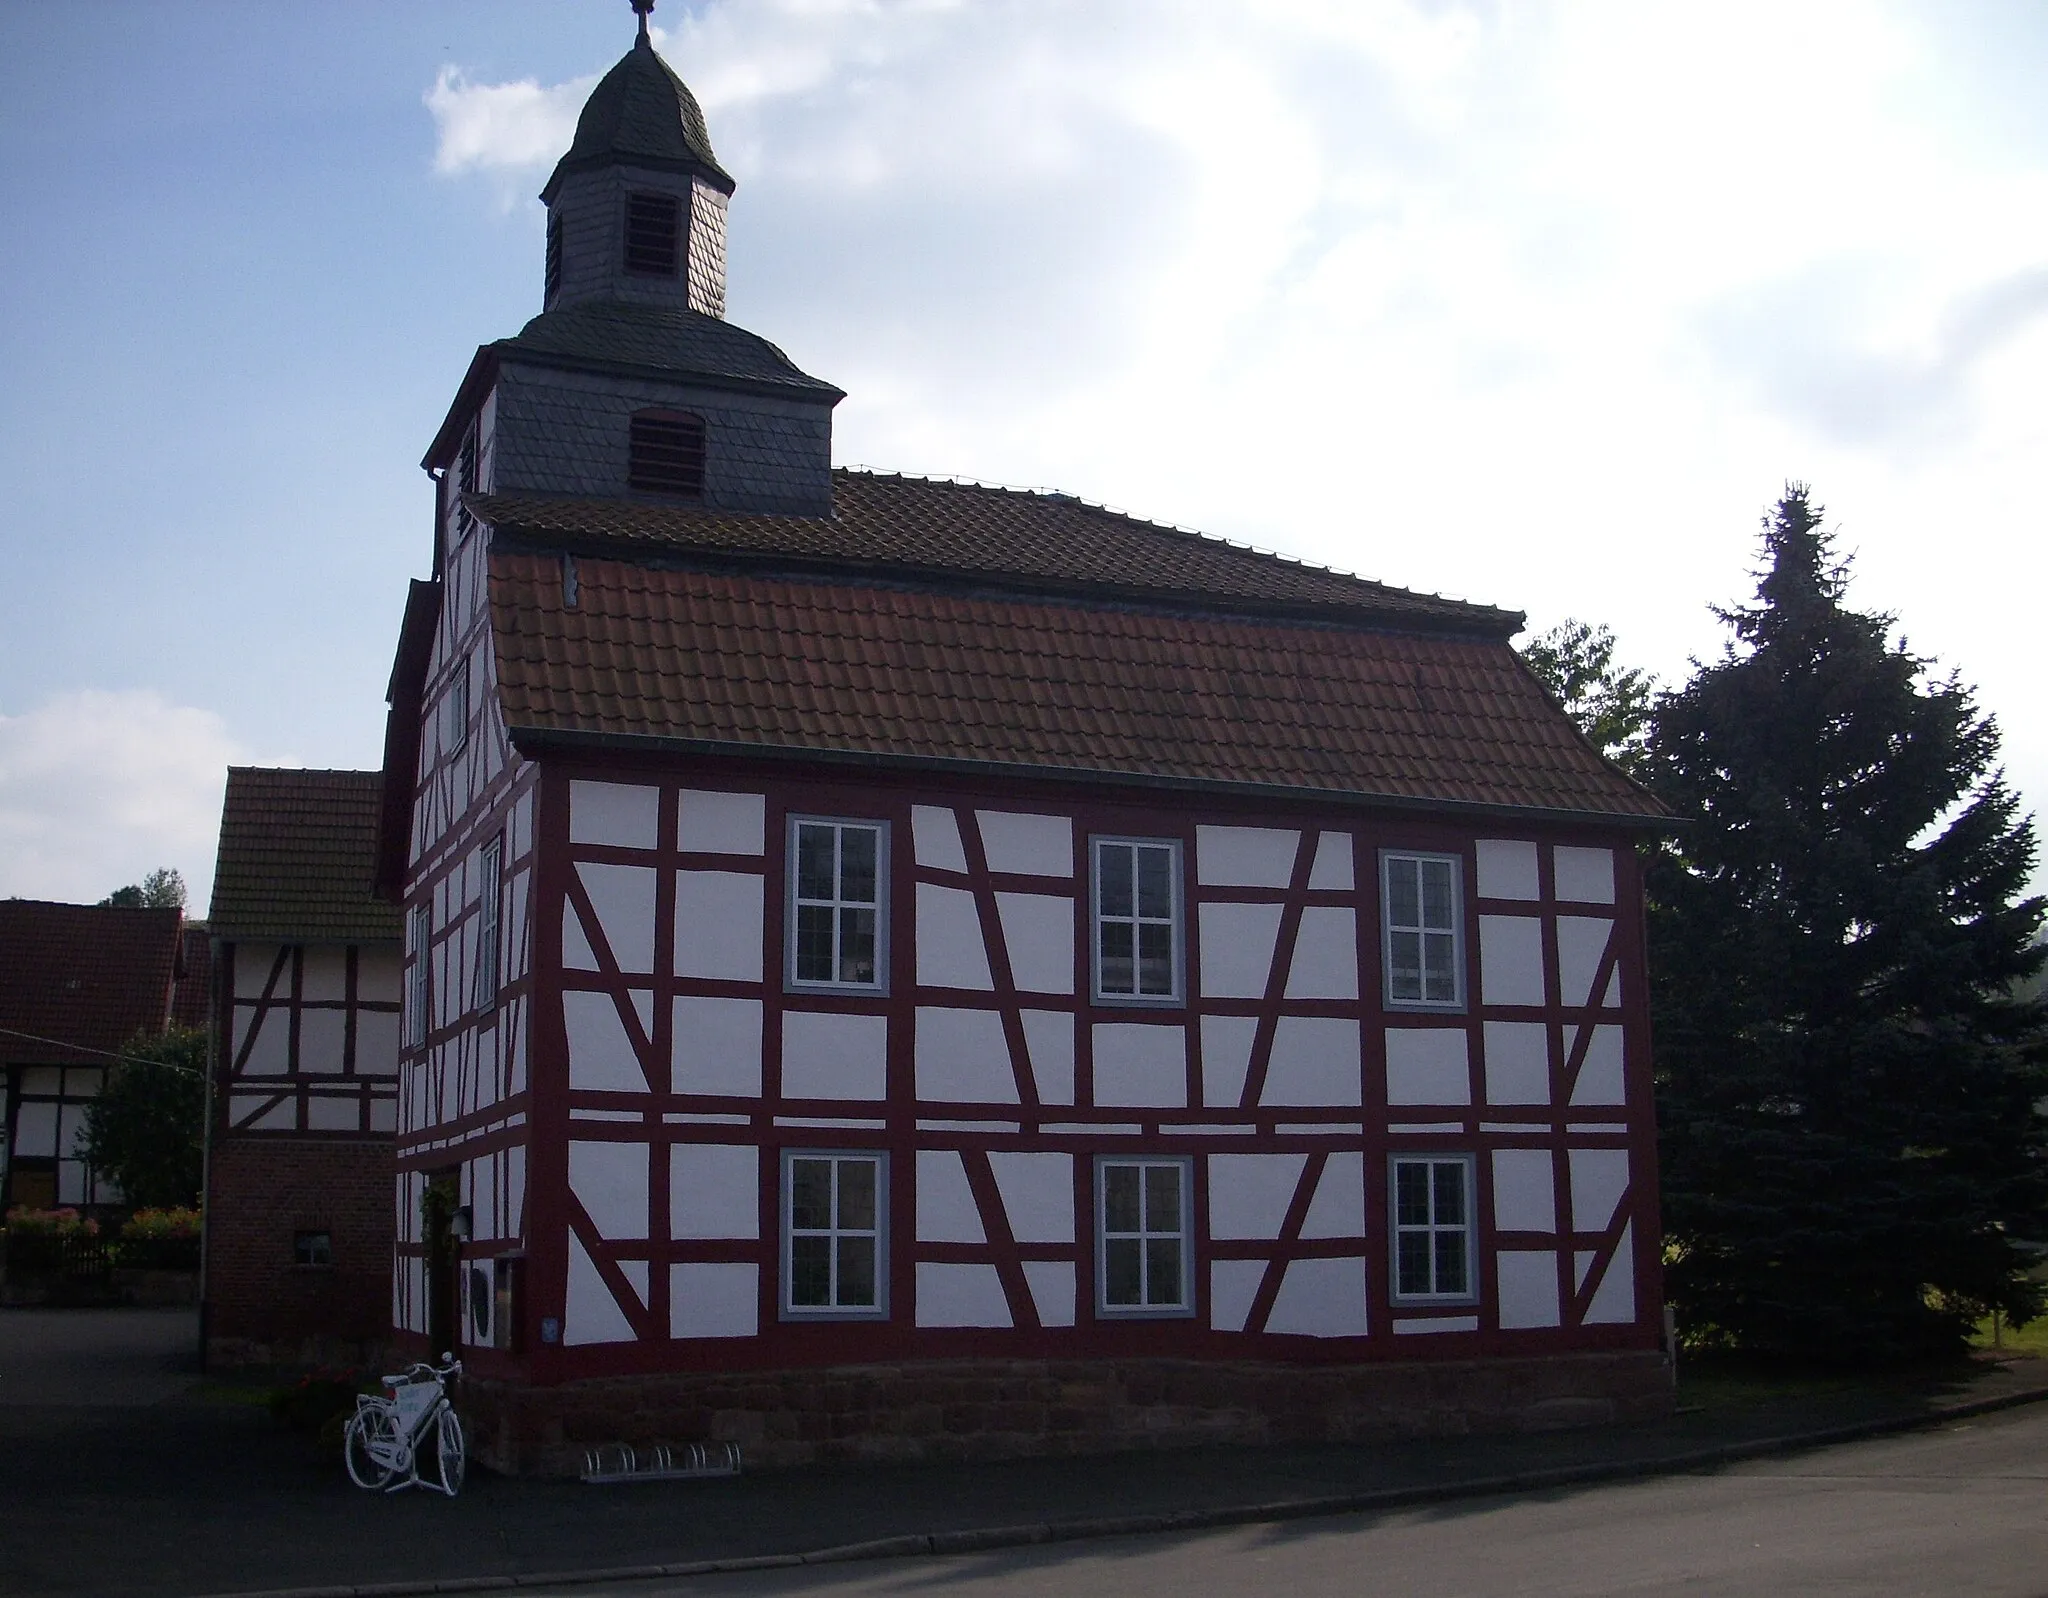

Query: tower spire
632 0 653 43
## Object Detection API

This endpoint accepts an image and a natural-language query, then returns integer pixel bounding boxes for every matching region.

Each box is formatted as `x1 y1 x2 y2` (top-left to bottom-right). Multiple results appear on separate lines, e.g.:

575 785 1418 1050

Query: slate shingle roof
473 471 1516 633
0 902 182 1068
496 301 842 399
490 552 1664 821
543 31 732 200
208 769 401 944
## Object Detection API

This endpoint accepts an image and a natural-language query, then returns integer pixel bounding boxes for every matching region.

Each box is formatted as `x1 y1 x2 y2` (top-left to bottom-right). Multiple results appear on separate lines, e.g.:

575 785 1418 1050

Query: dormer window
624 190 680 277
545 212 563 303
628 409 705 495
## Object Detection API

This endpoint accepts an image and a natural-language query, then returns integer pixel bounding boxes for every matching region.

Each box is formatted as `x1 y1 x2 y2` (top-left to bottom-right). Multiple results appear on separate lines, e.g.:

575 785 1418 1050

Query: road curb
201 1379 2048 1598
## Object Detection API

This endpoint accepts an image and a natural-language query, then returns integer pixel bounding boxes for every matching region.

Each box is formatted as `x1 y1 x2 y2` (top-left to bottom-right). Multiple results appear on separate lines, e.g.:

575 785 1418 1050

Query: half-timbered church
384 5 1674 1472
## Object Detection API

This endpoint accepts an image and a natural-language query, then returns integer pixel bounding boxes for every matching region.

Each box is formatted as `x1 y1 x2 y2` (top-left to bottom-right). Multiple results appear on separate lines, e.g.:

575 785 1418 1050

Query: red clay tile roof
470 471 1518 634
0 901 183 1068
209 769 403 944
491 552 1665 821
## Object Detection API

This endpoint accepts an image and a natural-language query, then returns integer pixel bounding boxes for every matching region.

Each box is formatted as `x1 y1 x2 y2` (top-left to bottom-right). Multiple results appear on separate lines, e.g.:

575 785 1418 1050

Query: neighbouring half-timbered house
1 900 195 1212
379 10 1674 1473
204 767 402 1365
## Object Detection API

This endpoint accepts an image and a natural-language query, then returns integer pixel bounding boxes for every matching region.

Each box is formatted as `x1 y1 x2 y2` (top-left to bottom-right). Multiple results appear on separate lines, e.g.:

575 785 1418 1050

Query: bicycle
343 1353 466 1496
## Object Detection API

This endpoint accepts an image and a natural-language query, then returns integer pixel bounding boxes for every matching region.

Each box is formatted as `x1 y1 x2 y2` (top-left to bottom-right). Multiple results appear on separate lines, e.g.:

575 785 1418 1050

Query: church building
381 5 1674 1473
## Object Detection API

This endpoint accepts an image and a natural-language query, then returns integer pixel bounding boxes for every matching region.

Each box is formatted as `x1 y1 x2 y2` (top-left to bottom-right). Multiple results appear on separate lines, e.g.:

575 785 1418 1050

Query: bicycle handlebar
379 1354 464 1387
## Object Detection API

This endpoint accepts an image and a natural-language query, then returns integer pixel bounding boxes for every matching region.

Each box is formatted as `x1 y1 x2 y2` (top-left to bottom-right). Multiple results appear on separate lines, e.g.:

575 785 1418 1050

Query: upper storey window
624 190 680 277
545 211 563 304
1092 838 1182 1003
1383 851 1462 1007
628 410 705 496
789 818 886 992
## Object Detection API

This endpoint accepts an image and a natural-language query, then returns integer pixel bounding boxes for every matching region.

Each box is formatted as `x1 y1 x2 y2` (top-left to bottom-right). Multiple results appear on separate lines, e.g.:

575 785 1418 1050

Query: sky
2 0 2046 912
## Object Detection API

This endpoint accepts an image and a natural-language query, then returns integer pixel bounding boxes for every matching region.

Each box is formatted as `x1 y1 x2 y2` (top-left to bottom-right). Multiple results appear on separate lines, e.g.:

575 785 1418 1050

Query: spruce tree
1646 485 2048 1362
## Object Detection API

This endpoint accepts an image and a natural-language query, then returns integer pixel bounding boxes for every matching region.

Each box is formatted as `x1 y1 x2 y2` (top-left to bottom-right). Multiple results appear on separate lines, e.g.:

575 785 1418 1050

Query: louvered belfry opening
624 190 681 277
628 410 706 495
544 211 563 303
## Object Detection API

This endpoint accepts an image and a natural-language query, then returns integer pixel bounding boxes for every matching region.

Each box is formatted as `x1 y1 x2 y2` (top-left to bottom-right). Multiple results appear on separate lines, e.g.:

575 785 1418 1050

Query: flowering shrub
120 1206 201 1241
4 1206 100 1239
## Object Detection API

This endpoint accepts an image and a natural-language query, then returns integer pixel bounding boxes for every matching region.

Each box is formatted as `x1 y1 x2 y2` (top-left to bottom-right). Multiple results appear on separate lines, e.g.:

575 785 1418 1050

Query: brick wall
458 1350 1674 1477
205 1139 392 1368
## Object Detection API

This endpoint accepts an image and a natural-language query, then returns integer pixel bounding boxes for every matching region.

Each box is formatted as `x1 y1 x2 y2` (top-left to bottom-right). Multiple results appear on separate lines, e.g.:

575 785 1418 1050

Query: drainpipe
198 935 220 1372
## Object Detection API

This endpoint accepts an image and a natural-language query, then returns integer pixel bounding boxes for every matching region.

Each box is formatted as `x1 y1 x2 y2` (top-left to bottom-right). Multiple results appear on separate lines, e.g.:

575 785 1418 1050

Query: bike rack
580 1441 743 1484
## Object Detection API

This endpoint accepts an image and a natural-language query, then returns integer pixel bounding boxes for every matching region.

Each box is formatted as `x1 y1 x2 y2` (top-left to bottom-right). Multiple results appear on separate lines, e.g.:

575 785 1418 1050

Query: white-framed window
406 903 432 1049
1095 1156 1193 1316
1382 851 1462 1007
787 818 887 992
474 834 502 1010
781 1150 887 1318
1391 1154 1477 1303
1091 837 1182 1003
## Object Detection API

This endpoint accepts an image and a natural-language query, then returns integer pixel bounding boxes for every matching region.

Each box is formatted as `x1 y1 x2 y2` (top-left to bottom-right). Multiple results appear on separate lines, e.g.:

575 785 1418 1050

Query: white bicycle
343 1354 466 1496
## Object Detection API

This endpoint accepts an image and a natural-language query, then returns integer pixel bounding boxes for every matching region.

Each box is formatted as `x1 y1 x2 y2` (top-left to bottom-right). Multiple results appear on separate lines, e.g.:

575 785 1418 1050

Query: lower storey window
1392 1155 1475 1301
1097 1157 1190 1314
293 1230 332 1267
783 1151 885 1316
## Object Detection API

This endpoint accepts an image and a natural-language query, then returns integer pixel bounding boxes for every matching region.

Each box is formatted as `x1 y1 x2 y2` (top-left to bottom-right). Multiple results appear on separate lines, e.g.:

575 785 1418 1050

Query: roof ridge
830 466 1498 617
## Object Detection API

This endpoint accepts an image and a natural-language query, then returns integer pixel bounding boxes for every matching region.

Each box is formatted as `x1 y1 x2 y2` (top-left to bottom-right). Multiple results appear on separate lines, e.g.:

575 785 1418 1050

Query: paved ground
1 1307 2044 1598
528 1407 2048 1598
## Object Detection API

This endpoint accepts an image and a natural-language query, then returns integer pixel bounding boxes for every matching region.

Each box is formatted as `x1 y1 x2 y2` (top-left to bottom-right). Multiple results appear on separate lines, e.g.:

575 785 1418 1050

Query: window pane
1145 1237 1182 1306
796 824 837 902
1422 932 1457 1003
1397 1232 1432 1297
1434 1230 1468 1297
836 1159 877 1230
1395 1162 1430 1226
1099 921 1134 996
839 827 878 904
1099 844 1133 919
1432 1162 1465 1225
1136 847 1172 920
1421 858 1454 930
1137 922 1173 996
838 907 876 984
790 1235 831 1305
1388 858 1419 927
1388 930 1422 1002
1144 1163 1181 1232
795 904 835 983
1103 1165 1140 1233
837 1236 876 1306
1105 1238 1142 1305
790 1160 832 1229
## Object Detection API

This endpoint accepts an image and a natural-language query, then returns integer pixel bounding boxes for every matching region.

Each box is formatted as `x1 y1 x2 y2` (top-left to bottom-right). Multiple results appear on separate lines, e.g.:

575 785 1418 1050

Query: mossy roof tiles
208 769 400 944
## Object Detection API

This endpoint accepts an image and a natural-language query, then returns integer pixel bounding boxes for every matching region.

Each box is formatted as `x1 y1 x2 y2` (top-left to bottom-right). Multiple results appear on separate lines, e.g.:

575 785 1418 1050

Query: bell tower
538 0 736 318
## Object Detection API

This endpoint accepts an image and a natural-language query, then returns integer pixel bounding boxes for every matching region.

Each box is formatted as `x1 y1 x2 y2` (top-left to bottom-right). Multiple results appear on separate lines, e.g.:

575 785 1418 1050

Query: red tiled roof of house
0 901 183 1068
490 552 1665 821
171 924 212 1031
470 470 1520 634
209 769 402 944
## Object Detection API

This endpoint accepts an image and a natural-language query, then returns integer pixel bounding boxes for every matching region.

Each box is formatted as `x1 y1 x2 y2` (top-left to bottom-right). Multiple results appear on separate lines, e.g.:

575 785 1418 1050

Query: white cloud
0 691 249 910
425 64 596 175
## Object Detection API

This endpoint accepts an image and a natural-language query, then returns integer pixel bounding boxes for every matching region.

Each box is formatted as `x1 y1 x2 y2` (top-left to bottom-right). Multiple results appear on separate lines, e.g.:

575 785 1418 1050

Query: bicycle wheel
435 1405 466 1497
344 1408 398 1490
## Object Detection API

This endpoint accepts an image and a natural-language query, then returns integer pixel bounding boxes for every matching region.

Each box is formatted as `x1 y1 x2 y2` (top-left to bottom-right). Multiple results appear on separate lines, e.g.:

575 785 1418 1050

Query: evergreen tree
1520 619 1657 776
1645 485 2048 1361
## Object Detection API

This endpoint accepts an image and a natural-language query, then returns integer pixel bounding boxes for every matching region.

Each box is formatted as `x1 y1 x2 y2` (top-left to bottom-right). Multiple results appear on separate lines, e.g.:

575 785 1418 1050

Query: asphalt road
531 1404 2048 1598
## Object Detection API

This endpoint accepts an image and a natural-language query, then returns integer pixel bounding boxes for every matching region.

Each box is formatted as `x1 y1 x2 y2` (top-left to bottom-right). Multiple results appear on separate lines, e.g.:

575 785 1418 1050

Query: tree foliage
78 1027 206 1209
101 868 187 910
1520 618 1657 776
1644 485 2048 1362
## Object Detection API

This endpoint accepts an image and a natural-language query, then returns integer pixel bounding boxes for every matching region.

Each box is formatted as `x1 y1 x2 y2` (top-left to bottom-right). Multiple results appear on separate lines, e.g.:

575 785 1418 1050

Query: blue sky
3 1 2047 908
